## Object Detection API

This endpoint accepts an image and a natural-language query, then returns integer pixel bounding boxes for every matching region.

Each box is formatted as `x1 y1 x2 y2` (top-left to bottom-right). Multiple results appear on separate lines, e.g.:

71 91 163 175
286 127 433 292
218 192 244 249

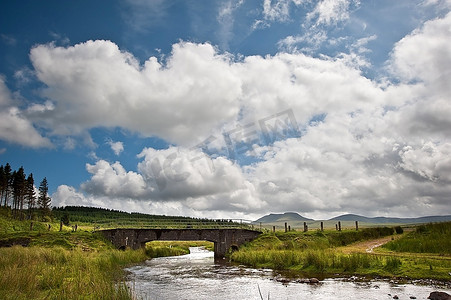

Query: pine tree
0 165 5 206
38 177 51 217
12 167 26 218
26 173 36 219
1 163 12 207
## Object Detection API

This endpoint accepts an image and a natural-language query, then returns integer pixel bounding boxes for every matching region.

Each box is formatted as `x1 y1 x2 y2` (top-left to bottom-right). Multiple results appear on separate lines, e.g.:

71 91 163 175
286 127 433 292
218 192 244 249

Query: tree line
52 206 241 225
0 163 51 219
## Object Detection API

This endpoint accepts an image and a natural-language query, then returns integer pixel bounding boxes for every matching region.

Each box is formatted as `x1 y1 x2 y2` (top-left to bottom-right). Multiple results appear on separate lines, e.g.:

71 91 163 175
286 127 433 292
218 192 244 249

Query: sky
0 0 450 220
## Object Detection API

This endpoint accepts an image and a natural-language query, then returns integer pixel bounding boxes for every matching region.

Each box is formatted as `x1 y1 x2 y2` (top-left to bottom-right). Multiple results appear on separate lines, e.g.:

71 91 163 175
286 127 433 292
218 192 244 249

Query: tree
38 177 51 217
61 213 70 226
1 163 12 207
0 165 5 205
12 167 26 218
26 173 36 219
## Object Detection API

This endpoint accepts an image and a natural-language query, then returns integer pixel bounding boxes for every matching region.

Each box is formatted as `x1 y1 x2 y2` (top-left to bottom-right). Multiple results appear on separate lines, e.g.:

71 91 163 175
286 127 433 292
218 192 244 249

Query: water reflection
126 247 450 300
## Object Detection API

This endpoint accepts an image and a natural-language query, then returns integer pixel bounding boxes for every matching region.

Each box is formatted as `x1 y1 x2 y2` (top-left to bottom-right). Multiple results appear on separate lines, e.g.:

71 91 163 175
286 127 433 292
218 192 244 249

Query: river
126 247 451 300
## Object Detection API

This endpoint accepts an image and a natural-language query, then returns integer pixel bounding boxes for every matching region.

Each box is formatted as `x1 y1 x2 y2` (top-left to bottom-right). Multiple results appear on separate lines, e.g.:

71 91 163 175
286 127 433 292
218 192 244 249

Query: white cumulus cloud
30 11 451 219
107 139 124 156
29 40 241 146
0 77 51 148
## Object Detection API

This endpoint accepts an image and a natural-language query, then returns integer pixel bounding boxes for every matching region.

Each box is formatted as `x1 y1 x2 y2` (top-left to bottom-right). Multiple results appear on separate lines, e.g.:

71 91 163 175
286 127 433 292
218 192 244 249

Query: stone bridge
97 228 262 258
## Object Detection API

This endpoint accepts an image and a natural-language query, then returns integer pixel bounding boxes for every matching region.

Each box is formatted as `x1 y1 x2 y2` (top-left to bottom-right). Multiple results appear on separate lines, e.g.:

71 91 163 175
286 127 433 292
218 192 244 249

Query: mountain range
254 212 451 225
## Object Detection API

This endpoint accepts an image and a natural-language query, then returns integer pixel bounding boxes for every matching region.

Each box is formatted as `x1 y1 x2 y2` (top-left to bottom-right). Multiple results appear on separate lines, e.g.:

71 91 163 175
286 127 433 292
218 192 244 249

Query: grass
0 236 216 299
0 211 220 299
0 230 114 251
0 210 148 299
231 226 451 280
2 207 451 298
232 246 451 280
382 222 451 255
0 246 148 300
326 227 394 247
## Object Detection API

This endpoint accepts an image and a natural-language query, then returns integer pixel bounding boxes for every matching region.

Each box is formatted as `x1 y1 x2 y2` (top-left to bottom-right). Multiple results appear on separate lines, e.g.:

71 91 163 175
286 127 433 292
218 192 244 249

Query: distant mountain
254 212 313 223
329 214 451 224
254 212 451 225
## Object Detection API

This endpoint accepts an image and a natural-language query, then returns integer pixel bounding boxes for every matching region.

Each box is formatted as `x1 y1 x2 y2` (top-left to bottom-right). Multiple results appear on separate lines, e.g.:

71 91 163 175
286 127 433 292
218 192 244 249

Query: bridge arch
97 228 261 259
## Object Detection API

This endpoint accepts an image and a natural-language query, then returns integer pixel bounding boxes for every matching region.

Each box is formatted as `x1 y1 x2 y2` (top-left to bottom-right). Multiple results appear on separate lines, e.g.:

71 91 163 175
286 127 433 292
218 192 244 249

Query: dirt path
340 235 402 254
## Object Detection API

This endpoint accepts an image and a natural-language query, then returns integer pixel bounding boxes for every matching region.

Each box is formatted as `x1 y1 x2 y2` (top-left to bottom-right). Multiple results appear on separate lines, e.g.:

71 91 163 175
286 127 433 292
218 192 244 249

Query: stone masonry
97 228 261 259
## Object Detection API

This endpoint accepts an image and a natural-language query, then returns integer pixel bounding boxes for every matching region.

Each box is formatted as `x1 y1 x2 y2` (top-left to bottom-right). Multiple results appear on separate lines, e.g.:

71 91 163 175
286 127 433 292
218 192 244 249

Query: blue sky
1 0 450 219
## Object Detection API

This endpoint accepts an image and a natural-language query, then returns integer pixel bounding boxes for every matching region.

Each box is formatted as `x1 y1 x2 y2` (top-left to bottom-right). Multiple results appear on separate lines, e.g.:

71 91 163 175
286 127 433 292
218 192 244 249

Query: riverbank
0 245 148 300
230 224 451 282
0 211 218 299
0 212 150 299
126 246 451 300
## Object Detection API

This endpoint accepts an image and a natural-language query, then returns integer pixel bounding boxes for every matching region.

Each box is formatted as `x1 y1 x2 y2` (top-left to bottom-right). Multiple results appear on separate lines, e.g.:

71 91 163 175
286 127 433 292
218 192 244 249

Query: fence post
320 221 324 231
273 226 276 233
355 221 358 231
284 222 287 233
338 221 341 231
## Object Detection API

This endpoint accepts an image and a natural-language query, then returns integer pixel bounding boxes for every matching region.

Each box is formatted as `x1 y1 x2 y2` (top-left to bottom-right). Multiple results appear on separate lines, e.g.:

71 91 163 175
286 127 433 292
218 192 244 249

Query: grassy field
0 238 148 299
2 206 451 299
0 209 219 299
231 224 451 281
382 222 451 254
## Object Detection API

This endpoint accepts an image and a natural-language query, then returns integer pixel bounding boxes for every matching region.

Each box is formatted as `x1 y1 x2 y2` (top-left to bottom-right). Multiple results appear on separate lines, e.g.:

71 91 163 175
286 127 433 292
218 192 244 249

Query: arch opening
144 240 215 257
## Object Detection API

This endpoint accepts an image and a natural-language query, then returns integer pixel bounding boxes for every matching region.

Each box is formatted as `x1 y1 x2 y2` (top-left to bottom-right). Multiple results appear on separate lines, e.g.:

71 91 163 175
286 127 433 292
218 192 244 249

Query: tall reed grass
0 246 147 300
231 248 383 272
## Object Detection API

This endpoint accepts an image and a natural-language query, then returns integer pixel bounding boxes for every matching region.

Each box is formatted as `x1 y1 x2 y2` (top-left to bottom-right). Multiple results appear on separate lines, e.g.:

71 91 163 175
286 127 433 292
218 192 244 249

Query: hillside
254 212 313 224
329 214 451 224
52 206 239 229
52 206 199 223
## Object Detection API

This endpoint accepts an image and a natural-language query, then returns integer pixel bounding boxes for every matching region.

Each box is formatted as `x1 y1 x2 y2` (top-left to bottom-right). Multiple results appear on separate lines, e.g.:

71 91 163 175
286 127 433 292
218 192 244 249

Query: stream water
126 247 451 300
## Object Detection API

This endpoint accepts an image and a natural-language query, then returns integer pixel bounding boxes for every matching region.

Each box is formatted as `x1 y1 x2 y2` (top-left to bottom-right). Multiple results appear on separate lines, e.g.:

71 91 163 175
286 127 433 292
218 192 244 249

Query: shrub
61 213 70 226
328 227 394 247
394 226 403 234
42 216 52 223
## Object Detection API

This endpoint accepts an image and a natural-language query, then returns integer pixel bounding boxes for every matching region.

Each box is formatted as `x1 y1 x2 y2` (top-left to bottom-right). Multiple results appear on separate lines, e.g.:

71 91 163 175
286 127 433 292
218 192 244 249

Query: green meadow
231 224 451 281
0 208 215 299
1 206 450 299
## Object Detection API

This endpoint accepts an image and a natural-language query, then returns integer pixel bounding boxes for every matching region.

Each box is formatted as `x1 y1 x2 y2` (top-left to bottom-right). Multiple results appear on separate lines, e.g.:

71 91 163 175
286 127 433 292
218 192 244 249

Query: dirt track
340 235 402 254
